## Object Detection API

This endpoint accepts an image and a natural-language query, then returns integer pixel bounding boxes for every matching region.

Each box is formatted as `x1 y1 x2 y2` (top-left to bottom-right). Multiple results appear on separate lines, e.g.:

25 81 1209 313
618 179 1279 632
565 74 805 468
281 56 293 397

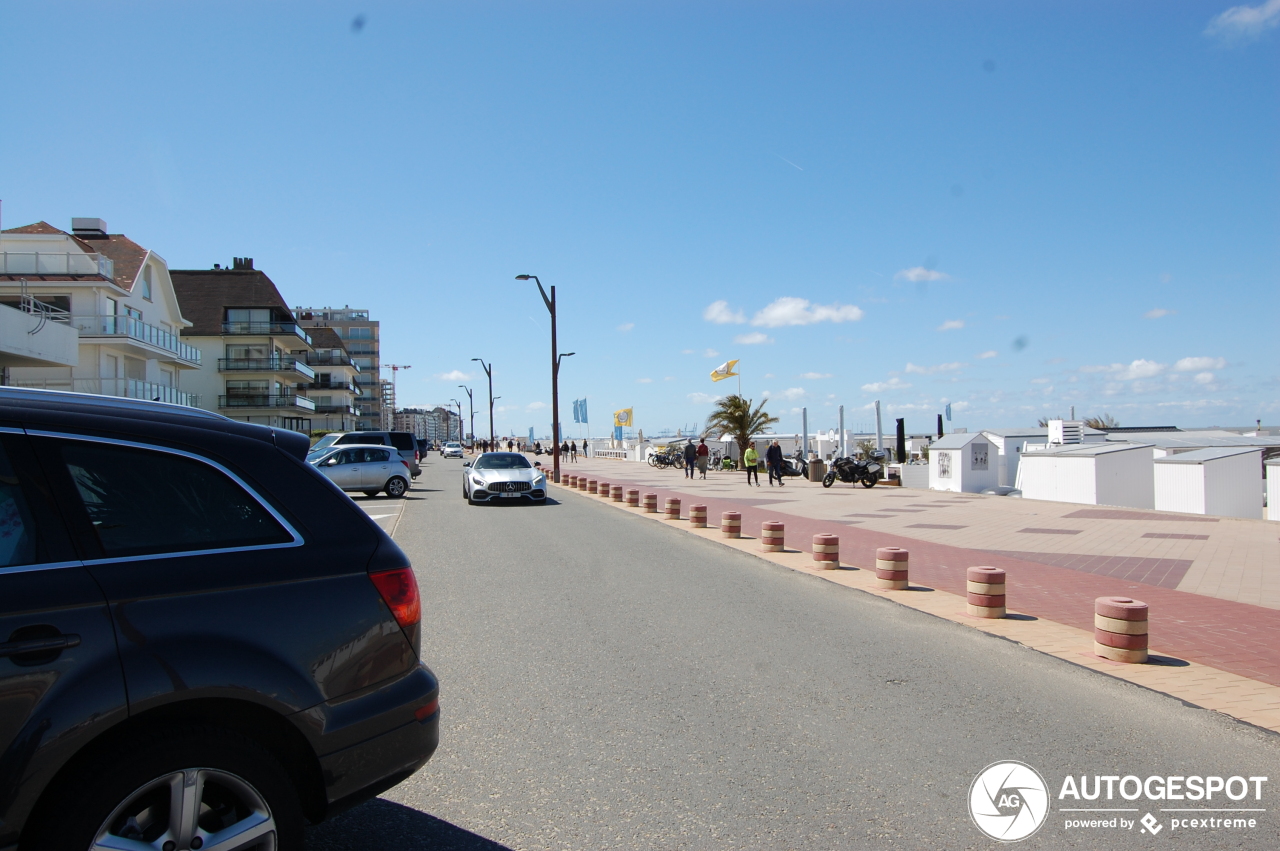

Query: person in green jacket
743 443 761 487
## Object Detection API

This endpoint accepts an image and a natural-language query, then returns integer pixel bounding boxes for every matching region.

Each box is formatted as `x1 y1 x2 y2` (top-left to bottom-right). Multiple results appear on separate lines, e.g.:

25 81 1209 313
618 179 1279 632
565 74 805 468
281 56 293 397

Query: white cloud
664 376 676 381
861 377 912 392
637 377 653 383
526 401 547 411
681 349 695 355
437 369 472 381
734 331 774 345
1144 308 1175 319
976 350 998 359
617 322 635 332
905 361 965 375
1194 371 1216 385
764 373 775 379
1174 356 1227 372
750 297 864 327
704 348 719 358
894 267 951 283
1082 359 1168 381
1206 0 1280 40
688 392 721 405
783 387 806 400
800 372 832 379
937 319 965 331
1030 377 1051 384
703 300 745 324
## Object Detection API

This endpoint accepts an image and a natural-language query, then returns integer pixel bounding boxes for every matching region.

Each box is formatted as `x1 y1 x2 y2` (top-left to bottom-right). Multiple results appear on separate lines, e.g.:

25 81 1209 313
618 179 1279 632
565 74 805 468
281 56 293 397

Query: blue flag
580 398 588 424
528 427 534 444
945 403 952 422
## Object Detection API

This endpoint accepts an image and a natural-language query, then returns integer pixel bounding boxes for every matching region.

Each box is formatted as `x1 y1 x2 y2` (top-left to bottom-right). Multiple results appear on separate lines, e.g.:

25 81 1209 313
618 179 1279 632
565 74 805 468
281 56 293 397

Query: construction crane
382 365 412 429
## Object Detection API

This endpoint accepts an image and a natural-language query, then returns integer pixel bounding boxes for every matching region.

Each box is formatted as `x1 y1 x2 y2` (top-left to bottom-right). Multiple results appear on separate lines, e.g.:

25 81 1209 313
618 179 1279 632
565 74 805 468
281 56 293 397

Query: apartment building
295 306 383 430
395 406 460 443
0 219 201 404
304 326 363 432
171 258 316 433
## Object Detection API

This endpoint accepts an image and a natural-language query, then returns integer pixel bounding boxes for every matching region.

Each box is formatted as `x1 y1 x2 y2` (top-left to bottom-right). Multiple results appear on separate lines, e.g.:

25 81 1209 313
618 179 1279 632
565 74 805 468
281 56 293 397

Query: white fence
592 449 628 460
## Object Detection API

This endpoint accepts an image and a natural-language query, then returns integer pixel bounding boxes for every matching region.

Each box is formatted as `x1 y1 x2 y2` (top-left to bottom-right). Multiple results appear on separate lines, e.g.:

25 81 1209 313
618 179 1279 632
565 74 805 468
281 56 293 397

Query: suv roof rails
0 387 230 421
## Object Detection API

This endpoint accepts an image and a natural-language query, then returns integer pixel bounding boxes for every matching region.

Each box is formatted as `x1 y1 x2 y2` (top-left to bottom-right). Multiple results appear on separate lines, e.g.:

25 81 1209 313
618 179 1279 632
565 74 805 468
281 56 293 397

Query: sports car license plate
500 491 521 498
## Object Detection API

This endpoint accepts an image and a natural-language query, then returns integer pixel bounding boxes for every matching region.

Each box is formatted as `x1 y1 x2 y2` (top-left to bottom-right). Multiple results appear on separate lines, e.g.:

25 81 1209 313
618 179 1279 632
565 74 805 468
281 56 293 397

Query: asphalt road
307 457 1279 850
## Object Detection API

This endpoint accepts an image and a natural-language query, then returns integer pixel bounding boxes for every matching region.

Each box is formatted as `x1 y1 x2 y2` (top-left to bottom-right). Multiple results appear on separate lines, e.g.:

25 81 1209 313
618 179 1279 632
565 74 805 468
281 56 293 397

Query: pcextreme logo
968 762 1269 842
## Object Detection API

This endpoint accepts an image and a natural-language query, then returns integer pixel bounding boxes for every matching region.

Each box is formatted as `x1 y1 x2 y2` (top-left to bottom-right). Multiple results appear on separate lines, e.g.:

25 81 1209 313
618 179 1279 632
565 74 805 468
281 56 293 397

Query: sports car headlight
471 476 486 487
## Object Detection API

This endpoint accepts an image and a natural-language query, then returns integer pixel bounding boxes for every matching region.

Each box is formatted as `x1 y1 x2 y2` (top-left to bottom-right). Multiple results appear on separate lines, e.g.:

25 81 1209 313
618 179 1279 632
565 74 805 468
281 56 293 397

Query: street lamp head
471 358 481 362
563 352 576 357
515 274 530 281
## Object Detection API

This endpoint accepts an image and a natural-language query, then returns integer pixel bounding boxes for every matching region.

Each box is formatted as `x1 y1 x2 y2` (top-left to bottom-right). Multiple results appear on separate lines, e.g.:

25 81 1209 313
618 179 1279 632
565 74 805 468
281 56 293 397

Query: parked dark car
0 388 438 850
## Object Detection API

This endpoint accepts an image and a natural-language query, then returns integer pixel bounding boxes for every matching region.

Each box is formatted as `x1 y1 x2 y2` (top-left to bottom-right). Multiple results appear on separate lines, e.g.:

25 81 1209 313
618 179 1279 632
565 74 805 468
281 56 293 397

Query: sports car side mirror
463 461 472 467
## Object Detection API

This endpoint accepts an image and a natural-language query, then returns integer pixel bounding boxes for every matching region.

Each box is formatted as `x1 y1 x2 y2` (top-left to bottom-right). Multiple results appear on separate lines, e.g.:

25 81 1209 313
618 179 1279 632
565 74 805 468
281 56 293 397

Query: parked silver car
463 452 547 504
442 441 464 459
310 444 412 497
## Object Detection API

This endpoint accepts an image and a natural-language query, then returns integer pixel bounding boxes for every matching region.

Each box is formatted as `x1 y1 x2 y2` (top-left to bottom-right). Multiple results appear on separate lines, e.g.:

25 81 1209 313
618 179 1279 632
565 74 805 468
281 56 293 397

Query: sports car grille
491 481 530 493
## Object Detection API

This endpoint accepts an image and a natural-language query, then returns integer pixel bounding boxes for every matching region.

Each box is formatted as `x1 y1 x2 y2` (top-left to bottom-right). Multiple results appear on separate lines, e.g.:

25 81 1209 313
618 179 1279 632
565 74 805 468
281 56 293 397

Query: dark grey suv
0 388 439 850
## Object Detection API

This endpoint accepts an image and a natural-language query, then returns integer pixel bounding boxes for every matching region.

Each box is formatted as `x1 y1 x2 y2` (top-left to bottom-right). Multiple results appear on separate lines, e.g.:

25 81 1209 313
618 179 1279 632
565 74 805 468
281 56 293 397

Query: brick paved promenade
551 456 1280 729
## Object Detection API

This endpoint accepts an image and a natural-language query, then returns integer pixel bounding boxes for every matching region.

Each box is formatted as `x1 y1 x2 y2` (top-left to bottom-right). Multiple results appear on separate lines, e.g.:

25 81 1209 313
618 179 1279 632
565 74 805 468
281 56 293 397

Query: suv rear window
389 433 415 451
0 441 38 567
338 434 385 445
59 441 295 558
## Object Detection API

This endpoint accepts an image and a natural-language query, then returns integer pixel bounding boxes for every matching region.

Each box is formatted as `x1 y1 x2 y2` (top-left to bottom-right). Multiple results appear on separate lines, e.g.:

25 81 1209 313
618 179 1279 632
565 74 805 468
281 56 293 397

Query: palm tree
1083 413 1120 430
703 394 779 461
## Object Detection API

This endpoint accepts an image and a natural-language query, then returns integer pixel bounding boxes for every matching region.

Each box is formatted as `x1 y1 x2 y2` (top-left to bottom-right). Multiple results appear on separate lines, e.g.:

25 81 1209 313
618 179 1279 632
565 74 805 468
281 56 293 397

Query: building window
140 266 153 301
342 327 373 340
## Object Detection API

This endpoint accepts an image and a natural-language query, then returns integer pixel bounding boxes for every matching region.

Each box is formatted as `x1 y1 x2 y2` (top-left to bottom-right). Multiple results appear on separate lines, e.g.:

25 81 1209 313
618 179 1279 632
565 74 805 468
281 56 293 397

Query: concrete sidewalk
553 456 1280 731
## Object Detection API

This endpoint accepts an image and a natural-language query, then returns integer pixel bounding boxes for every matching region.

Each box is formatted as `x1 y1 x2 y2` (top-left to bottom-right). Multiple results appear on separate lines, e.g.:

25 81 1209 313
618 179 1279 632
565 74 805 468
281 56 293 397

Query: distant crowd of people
466 438 587 460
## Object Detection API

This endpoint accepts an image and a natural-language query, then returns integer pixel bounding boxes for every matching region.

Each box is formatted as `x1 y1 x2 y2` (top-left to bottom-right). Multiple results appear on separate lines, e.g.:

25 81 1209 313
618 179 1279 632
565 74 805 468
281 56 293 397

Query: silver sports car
463 452 547 504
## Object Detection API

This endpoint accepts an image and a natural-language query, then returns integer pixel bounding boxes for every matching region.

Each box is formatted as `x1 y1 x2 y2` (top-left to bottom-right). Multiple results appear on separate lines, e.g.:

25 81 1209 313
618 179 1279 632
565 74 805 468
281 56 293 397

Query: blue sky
3 1 1276 438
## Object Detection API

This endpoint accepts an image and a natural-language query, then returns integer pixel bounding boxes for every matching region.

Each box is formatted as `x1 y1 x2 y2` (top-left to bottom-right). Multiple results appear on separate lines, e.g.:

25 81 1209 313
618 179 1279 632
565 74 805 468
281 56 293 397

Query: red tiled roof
169 268 294 336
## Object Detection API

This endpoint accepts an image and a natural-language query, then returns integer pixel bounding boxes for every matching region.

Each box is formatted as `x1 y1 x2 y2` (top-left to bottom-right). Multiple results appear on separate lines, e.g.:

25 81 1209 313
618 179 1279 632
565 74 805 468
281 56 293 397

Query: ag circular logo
969 761 1051 842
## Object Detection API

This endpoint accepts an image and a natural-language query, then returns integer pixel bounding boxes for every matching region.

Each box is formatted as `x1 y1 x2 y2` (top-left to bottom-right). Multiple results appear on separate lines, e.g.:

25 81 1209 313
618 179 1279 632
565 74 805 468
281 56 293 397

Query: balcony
218 394 316 412
0 300 79 368
1 251 114 279
73 315 201 367
306 379 361 395
221 321 311 345
218 357 316 380
314 403 358 415
301 351 361 371
13 377 200 408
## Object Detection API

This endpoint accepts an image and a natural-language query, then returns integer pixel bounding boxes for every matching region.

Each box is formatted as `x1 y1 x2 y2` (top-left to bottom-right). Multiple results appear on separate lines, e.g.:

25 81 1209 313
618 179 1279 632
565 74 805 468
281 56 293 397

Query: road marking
365 513 396 520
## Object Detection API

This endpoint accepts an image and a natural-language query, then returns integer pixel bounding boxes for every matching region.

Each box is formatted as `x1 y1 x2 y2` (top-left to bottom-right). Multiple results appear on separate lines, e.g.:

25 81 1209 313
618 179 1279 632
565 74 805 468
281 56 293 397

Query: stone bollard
587 479 598 494
664 497 681 519
643 493 658 513
966 566 1006 618
597 480 610 497
577 476 588 492
761 521 785 552
875 546 909 590
689 504 708 528
1094 597 1149 663
610 484 624 502
721 511 742 538
812 534 840 569
626 488 640 507
569 475 578 487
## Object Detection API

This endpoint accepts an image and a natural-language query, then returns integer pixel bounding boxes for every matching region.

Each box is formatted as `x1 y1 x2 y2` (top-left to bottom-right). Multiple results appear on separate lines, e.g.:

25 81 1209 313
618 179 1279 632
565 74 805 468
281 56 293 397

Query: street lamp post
516 274 570 484
458 385 475 447
450 398 463 443
471 358 494 450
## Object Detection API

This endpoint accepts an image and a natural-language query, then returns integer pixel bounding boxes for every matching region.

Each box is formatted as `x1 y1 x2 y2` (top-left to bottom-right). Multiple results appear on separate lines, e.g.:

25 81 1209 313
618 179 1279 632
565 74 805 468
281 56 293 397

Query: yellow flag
710 359 739 382
613 407 633 427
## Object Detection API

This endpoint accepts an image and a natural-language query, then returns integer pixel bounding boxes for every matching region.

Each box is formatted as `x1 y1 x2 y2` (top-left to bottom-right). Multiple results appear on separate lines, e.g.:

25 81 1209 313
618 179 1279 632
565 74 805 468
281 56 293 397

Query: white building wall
1204 451 1263 519
1268 462 1280 521
1154 464 1206 514
1095 448 1155 509
1016 456 1098 504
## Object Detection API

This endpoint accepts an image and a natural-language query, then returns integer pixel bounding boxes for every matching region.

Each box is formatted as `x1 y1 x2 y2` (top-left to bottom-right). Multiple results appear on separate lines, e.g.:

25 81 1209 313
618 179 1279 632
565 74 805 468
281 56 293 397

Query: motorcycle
822 450 885 488
779 456 808 479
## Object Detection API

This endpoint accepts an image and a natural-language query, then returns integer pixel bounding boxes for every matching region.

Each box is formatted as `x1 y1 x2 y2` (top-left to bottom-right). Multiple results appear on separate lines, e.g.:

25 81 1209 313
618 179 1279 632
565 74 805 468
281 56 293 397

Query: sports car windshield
474 454 532 470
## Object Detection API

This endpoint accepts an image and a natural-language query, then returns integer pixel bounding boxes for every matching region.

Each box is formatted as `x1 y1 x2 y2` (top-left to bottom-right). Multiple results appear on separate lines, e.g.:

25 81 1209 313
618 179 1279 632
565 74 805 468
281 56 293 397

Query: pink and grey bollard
812 534 839 569
966 566 1006 618
875 547 909 590
569 475 579 487
587 479 598 494
761 521 785 552
664 497 681 519
689 505 708 528
642 493 658 513
610 484 624 502
626 488 640 507
577 476 588 491
721 511 742 538
1095 597 1149 663
597 480 610 497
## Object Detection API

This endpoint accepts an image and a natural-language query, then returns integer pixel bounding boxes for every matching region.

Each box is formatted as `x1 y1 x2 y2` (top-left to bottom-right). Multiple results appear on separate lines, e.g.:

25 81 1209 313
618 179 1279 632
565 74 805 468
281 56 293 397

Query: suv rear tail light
369 567 421 628
415 449 420 462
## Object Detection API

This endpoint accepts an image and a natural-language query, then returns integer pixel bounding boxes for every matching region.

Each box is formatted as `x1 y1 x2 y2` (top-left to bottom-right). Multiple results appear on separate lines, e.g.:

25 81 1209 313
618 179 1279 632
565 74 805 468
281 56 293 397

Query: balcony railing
301 351 361 371
73 315 201 365
218 357 316 379
306 379 361 395
1 251 114 279
13 378 200 408
218 394 316 412
221 321 311 345
314 403 358 415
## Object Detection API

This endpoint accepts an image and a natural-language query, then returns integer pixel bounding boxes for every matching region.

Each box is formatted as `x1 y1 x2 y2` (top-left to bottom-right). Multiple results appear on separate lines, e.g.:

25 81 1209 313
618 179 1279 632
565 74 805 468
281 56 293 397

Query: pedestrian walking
766 440 785 486
696 438 710 479
570 441 578 462
561 441 569 461
743 442 761 487
683 440 697 479
507 439 514 453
